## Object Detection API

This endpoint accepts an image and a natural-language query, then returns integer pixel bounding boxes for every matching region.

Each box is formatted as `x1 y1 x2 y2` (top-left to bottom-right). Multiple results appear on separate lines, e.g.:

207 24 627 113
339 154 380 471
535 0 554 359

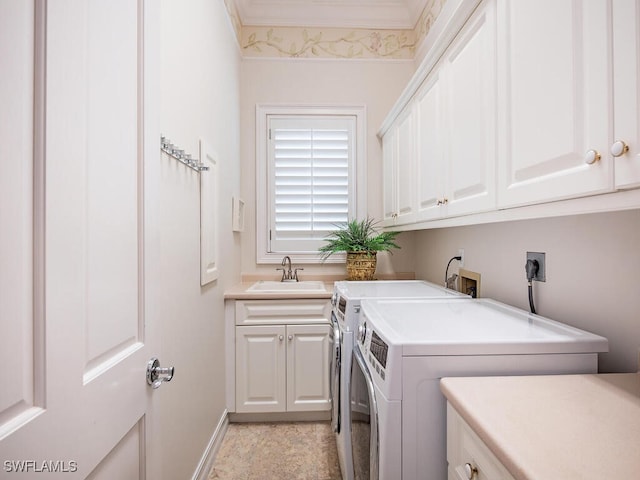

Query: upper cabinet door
443 0 497 217
381 105 416 227
395 104 417 224
382 128 398 226
613 0 640 189
416 0 497 221
497 0 612 208
416 69 446 221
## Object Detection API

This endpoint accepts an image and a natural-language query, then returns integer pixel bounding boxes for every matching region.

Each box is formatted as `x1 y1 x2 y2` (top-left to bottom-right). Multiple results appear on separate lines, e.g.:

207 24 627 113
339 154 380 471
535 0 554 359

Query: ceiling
234 0 429 30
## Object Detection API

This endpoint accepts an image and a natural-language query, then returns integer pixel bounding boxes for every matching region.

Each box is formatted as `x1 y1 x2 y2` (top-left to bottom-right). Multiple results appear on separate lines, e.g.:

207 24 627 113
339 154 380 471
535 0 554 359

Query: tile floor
208 422 342 480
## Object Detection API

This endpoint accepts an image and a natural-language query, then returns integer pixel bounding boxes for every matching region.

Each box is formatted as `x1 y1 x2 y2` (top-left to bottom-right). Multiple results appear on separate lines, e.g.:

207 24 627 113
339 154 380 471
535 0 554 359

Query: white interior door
0 1 162 478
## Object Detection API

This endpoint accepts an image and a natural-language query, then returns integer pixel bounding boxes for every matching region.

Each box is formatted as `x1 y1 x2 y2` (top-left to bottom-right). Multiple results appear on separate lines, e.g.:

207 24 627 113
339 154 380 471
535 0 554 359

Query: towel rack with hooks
160 135 209 172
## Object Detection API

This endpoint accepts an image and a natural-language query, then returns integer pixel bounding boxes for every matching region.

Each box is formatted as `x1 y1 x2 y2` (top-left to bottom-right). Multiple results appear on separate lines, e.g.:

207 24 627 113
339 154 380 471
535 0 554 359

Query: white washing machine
350 298 609 480
330 281 466 480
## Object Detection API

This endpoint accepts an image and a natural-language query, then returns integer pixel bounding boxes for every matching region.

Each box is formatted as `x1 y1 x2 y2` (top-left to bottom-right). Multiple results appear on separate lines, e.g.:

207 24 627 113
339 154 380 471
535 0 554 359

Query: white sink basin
247 280 327 293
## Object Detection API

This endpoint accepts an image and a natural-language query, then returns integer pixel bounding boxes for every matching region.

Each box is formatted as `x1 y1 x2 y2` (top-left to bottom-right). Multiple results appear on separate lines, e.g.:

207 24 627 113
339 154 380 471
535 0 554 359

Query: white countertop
223 281 334 300
441 373 640 480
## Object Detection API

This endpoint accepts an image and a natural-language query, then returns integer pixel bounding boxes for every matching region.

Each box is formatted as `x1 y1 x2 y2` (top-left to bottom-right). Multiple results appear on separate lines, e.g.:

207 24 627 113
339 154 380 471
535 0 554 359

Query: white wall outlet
458 249 465 268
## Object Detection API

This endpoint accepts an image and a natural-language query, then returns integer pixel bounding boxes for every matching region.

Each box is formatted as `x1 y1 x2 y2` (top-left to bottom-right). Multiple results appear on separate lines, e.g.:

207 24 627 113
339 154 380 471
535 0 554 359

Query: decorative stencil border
224 0 448 60
242 27 416 59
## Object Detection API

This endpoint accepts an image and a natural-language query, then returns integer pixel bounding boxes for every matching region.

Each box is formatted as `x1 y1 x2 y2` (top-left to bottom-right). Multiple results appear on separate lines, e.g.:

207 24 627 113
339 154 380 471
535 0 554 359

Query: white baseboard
191 409 229 480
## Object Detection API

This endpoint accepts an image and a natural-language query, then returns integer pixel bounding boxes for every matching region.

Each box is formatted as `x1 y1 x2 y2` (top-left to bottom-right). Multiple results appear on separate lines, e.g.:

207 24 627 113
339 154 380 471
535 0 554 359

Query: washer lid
360 298 609 356
334 280 465 299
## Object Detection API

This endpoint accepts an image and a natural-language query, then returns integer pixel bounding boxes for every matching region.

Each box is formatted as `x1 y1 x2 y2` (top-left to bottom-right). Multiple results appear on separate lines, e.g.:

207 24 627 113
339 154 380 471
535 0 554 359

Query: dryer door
350 347 379 480
329 310 341 433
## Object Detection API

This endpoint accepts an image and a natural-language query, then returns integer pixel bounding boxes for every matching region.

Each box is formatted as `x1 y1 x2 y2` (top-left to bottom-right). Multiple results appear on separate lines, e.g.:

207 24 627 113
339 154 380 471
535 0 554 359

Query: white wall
410 209 640 373
159 0 241 478
240 58 417 277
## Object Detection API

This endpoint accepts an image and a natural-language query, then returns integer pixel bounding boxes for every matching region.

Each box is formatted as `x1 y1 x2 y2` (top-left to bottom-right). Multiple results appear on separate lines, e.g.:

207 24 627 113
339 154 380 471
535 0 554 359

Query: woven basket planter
346 251 377 281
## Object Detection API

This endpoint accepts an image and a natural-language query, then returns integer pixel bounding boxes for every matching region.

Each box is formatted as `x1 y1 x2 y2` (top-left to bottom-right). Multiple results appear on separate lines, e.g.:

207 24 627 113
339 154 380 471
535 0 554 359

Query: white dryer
330 281 466 480
350 298 609 480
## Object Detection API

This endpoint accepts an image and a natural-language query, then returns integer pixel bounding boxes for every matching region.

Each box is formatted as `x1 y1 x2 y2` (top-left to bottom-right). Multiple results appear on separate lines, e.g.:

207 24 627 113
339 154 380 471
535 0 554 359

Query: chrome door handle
146 357 175 389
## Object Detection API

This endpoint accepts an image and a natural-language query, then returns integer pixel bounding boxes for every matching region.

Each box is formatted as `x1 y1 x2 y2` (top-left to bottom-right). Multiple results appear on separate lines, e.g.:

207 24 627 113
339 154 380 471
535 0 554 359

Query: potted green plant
319 218 401 280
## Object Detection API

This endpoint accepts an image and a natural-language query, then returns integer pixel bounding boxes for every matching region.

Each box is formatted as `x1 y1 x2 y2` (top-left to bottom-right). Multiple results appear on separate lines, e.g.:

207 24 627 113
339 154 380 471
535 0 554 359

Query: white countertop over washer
360 298 608 356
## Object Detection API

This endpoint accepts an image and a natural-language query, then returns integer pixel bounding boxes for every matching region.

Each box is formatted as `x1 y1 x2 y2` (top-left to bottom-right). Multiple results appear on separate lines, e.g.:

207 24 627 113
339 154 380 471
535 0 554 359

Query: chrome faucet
277 255 303 282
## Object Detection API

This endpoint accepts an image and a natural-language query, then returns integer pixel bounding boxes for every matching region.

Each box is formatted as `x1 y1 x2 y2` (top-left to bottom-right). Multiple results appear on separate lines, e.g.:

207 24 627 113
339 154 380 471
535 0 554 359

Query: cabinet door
395 104 417 224
613 0 640 189
286 324 331 412
497 1 611 207
382 106 416 226
444 0 497 217
447 404 516 480
382 128 398 226
236 325 286 413
416 69 446 221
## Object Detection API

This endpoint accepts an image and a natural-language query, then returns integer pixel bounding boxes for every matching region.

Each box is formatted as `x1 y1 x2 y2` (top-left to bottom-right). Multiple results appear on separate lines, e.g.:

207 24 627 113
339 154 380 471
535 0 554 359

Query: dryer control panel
370 331 389 368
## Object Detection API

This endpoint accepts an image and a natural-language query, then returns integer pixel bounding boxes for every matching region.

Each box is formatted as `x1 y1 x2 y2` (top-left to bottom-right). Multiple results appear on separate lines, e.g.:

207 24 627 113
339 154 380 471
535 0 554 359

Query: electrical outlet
526 251 546 282
458 249 465 268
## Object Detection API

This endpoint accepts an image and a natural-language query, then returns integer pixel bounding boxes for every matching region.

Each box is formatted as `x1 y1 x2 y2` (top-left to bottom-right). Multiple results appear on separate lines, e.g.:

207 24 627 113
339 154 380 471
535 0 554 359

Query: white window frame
256 105 367 264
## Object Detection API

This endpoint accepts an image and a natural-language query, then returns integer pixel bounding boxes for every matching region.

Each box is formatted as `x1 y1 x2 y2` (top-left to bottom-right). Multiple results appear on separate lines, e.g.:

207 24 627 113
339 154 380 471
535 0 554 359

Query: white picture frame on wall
200 139 219 285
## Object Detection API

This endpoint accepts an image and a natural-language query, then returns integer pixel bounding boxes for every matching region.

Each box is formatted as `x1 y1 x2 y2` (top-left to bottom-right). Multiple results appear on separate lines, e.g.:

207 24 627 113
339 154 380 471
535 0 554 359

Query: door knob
611 140 629 157
464 462 478 479
146 357 175 389
584 149 601 165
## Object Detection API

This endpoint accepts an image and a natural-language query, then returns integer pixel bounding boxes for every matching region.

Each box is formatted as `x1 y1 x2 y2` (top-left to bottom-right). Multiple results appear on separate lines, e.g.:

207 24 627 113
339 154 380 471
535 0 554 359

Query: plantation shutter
268 115 356 253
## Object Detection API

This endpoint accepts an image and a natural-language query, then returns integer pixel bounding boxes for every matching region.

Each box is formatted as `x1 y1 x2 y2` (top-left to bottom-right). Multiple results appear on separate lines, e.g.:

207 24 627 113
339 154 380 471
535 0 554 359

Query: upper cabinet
613 0 640 190
383 104 417 226
420 0 497 220
497 1 611 208
380 0 640 230
385 0 497 225
498 0 640 206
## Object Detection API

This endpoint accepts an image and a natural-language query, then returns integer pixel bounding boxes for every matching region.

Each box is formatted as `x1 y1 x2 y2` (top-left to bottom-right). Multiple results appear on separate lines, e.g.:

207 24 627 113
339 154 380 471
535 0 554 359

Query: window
256 106 366 263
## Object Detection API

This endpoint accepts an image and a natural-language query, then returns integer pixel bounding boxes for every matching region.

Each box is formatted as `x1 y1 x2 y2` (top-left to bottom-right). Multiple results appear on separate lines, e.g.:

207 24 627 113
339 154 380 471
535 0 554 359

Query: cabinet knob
584 149 601 165
611 140 630 157
279 335 284 341
464 462 478 479
288 334 293 341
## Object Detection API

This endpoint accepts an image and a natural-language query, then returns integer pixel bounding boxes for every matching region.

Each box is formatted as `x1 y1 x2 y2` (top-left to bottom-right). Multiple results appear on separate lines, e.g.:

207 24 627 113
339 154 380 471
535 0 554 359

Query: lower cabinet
235 316 330 413
447 403 515 480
